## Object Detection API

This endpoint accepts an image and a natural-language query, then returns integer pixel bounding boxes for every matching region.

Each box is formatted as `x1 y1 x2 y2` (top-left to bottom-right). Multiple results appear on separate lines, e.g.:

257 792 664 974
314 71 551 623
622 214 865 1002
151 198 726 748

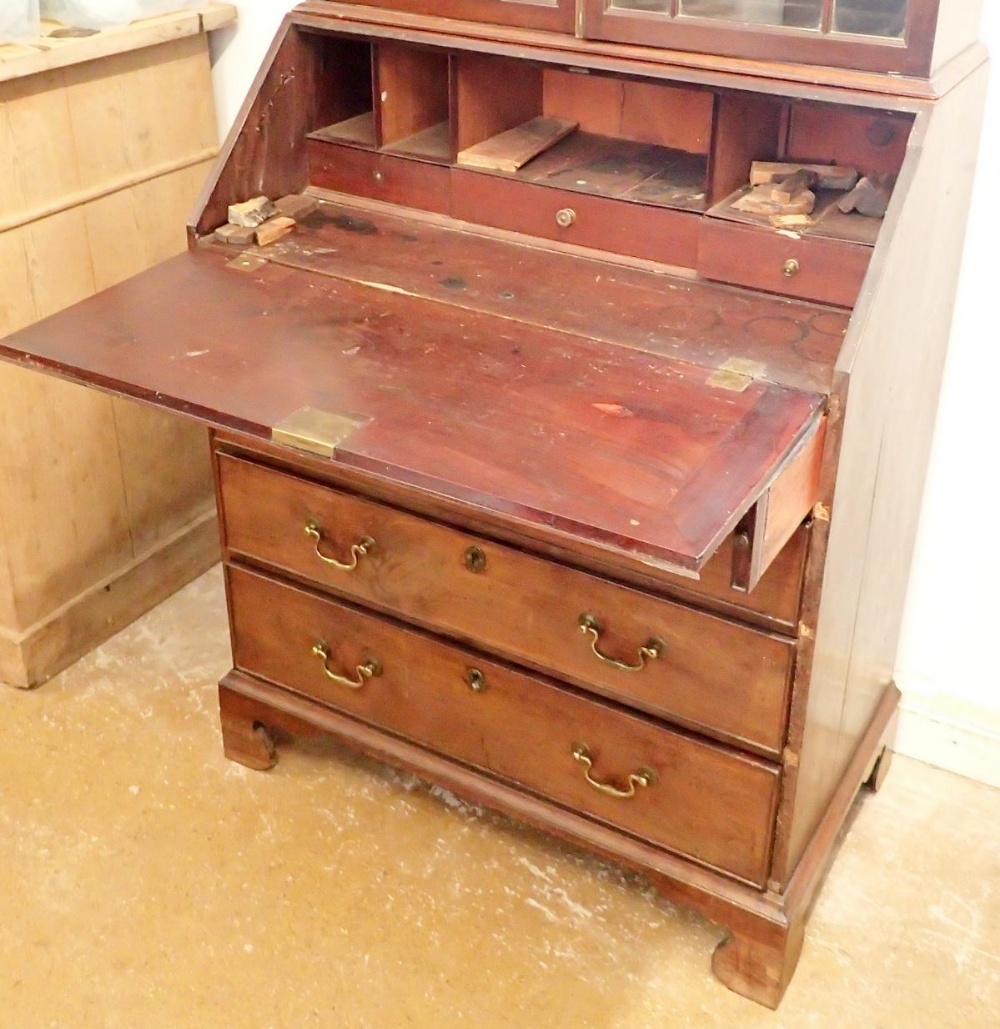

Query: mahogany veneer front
450 168 702 267
698 217 873 308
308 142 452 213
216 430 811 634
218 452 795 754
228 563 781 886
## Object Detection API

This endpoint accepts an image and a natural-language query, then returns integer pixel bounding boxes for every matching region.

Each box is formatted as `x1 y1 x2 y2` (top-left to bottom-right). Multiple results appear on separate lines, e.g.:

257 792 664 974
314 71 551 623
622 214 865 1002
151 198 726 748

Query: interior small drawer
451 170 700 268
217 453 796 757
698 218 871 307
228 564 780 887
308 141 451 215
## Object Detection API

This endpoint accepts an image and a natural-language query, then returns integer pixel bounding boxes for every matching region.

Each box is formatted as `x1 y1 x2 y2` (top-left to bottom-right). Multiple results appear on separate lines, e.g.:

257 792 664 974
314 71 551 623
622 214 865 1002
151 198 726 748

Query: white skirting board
895 687 1000 790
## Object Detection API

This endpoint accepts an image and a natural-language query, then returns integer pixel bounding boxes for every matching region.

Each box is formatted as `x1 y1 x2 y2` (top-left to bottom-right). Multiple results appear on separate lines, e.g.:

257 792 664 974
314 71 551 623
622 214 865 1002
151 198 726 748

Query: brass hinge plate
271 406 367 458
226 252 267 273
707 357 768 393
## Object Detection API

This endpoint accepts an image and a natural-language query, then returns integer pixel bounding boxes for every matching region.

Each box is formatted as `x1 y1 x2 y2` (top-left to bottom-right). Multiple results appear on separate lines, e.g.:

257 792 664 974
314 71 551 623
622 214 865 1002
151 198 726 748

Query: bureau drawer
218 453 795 756
698 217 871 308
308 141 451 216
451 170 700 268
228 564 780 886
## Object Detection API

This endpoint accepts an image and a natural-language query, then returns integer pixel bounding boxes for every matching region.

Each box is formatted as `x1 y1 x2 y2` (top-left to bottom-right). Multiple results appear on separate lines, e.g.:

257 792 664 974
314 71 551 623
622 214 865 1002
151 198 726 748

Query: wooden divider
377 41 450 149
453 52 543 153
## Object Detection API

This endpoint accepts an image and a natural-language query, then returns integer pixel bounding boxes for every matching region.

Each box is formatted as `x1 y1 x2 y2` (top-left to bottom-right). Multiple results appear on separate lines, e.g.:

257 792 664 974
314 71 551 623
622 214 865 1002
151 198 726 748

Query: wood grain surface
216 427 811 634
218 452 795 754
227 563 781 886
698 217 872 308
308 142 452 213
0 247 823 574
222 195 847 395
0 30 218 686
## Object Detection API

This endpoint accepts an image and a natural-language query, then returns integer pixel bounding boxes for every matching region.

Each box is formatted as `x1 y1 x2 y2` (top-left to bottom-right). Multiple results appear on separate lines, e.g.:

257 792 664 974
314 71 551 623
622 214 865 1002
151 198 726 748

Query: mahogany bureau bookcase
0 0 987 1008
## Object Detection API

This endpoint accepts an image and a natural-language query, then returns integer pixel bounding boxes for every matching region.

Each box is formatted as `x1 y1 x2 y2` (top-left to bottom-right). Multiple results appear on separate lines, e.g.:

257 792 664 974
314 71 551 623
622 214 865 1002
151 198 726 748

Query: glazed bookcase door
583 0 940 75
334 0 577 33
671 0 906 37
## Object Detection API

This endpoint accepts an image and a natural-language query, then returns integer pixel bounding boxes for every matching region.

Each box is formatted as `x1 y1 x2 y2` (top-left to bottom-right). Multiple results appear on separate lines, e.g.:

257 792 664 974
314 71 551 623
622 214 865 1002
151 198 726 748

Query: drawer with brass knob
217 452 797 756
228 562 780 887
698 217 871 307
307 142 451 215
451 170 700 267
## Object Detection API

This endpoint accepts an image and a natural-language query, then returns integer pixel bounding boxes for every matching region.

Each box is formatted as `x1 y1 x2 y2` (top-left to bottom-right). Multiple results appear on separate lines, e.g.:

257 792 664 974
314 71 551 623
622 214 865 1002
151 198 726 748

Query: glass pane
833 0 907 38
677 0 822 28
610 0 672 13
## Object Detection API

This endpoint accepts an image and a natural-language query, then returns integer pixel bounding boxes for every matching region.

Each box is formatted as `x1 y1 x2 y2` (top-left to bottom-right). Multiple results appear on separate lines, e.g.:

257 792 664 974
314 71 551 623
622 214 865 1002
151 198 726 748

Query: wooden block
837 173 895 218
769 213 815 229
732 184 816 216
228 196 276 228
214 222 257 245
771 170 818 204
750 161 859 192
254 215 296 246
456 117 578 173
274 193 319 220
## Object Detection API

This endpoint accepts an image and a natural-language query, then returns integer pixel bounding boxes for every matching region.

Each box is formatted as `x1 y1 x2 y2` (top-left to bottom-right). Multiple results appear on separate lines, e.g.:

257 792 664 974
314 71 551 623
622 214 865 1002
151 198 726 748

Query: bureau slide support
216 670 898 1010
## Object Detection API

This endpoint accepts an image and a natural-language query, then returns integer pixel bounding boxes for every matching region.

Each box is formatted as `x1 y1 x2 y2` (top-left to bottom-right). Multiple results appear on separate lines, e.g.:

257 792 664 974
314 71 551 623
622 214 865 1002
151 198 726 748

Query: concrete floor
2 566 998 1028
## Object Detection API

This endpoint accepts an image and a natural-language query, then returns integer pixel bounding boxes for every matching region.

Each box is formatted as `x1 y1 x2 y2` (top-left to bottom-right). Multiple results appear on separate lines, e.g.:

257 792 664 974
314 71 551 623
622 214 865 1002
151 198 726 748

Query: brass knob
465 668 487 693
463 545 487 573
555 208 576 229
782 258 800 277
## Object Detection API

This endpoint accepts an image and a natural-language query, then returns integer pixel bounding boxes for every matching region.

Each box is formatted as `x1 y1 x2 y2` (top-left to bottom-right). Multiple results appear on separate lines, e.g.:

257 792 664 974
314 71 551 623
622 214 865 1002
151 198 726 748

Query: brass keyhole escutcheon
555 208 576 229
782 258 800 278
464 545 487 573
465 668 487 693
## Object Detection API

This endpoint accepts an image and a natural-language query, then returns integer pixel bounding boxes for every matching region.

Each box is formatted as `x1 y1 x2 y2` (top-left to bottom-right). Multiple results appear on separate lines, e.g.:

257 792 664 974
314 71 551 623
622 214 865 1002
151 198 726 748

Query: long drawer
218 453 796 756
228 564 780 886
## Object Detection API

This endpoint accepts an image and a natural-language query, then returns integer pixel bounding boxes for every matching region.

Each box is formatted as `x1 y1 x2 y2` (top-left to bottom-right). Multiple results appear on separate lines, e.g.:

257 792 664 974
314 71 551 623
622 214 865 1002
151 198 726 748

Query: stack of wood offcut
213 193 318 247
733 161 895 228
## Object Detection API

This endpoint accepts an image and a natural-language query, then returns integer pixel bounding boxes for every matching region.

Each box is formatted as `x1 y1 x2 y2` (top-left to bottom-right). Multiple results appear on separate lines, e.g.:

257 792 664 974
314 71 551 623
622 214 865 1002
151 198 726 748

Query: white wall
208 3 1000 781
894 5 1000 783
208 0 296 139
